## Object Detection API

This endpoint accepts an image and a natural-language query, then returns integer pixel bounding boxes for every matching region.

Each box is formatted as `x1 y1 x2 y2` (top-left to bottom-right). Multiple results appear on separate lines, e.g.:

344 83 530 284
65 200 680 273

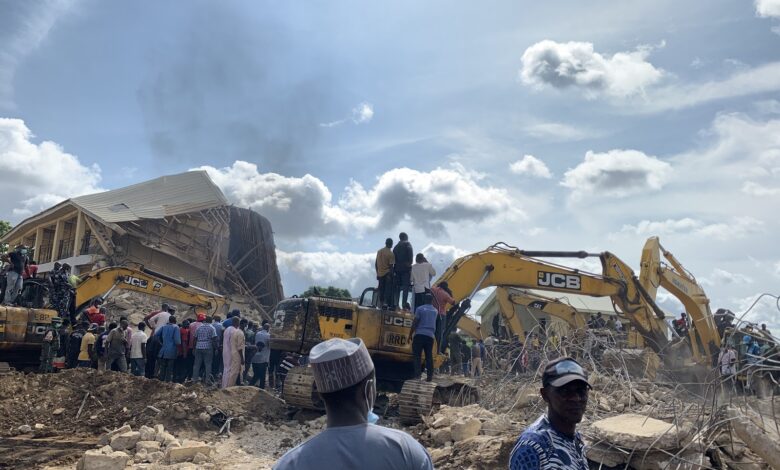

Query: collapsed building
0 170 283 317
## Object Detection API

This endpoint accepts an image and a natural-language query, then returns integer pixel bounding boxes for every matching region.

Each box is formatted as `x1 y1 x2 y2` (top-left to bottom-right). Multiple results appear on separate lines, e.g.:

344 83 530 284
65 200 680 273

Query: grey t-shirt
274 423 433 470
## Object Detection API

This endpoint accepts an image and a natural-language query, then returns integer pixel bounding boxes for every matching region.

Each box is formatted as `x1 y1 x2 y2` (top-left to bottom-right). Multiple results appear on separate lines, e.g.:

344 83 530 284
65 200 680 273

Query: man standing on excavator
392 233 413 310
375 238 395 308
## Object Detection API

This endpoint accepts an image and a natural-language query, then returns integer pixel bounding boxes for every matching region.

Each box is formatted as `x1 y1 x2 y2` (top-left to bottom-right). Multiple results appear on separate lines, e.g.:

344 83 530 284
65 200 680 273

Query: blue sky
2 0 780 327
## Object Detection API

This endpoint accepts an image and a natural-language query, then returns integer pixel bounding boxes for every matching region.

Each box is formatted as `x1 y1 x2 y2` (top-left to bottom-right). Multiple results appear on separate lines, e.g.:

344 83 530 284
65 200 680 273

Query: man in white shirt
129 322 148 376
274 338 432 470
410 253 436 310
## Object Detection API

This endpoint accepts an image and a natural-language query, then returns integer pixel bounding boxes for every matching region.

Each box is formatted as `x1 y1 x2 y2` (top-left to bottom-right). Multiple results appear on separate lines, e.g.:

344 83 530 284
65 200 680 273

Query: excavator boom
75 265 226 315
437 243 669 356
640 237 720 366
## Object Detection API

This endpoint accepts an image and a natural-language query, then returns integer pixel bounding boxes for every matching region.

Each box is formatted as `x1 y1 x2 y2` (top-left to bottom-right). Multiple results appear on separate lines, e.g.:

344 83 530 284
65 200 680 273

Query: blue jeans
192 348 214 384
130 358 145 376
77 360 92 368
3 271 22 305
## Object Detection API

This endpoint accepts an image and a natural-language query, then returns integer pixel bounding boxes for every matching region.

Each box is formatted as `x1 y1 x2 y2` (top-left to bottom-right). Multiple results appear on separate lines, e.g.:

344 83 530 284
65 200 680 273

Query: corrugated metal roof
71 171 228 223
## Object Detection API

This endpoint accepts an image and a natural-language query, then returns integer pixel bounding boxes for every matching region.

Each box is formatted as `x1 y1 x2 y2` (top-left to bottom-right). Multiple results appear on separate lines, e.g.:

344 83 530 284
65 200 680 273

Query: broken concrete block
138 425 156 441
452 418 482 442
147 451 164 463
432 416 452 429
52 408 65 415
431 428 452 446
33 423 45 430
586 443 629 468
192 452 211 464
135 440 161 453
98 424 131 446
17 425 31 433
78 449 130 470
165 441 213 463
154 424 165 434
156 431 178 446
591 414 688 450
110 431 141 451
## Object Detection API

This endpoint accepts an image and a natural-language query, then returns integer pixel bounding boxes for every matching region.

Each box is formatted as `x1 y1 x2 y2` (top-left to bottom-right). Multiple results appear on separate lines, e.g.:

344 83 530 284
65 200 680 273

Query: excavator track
282 366 324 410
398 376 479 424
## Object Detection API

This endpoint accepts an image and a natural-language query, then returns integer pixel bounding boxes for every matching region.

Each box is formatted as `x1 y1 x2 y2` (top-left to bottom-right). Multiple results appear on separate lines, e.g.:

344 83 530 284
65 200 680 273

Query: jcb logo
383 316 413 328
537 272 581 290
529 301 547 310
123 276 149 289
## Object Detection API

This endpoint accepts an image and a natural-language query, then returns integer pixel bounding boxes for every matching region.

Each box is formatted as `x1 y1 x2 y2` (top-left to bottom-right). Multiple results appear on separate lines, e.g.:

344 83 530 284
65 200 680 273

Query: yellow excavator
270 242 673 422
491 287 588 339
639 236 720 368
0 264 226 371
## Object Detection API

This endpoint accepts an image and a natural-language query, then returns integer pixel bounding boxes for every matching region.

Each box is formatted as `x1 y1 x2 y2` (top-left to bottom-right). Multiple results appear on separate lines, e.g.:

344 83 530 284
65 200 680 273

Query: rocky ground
0 365 776 469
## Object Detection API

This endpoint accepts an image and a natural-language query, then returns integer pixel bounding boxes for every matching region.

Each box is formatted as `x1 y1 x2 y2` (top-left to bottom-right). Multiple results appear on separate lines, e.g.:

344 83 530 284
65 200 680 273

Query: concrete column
32 226 44 261
73 210 85 257
52 219 63 261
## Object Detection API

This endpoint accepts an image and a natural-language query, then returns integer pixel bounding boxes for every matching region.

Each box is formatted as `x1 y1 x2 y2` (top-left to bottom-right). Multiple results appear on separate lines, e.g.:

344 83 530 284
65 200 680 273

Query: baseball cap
542 357 590 388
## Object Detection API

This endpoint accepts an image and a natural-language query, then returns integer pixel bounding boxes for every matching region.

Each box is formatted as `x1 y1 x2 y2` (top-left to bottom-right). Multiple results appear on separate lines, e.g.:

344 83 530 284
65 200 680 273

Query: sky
1 0 780 329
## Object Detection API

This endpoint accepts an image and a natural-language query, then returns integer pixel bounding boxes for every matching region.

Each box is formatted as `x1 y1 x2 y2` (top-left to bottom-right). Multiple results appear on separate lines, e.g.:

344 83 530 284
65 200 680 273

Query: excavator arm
640 237 720 366
436 243 668 355
493 287 588 339
75 264 226 315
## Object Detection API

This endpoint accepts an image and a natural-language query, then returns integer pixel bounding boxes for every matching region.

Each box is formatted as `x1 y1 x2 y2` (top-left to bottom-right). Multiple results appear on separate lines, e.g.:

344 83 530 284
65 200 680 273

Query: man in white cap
274 338 432 470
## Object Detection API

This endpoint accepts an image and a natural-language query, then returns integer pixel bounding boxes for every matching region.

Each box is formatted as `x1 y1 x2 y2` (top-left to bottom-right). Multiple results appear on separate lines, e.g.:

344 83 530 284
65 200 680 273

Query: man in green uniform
39 317 62 373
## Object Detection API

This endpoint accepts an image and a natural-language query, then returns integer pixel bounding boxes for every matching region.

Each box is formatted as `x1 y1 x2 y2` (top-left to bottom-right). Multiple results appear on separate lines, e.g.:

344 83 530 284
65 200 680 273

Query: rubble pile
584 413 704 469
105 291 188 327
0 369 285 438
411 404 518 469
77 423 214 469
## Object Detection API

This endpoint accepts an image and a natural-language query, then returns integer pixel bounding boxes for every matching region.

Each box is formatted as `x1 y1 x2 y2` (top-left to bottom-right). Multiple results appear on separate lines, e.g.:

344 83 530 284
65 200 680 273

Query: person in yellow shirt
78 323 98 368
374 238 395 308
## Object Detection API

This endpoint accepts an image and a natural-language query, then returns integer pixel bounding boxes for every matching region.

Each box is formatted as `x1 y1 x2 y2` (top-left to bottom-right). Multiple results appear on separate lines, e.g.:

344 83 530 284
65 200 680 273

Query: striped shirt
509 414 587 470
194 323 217 350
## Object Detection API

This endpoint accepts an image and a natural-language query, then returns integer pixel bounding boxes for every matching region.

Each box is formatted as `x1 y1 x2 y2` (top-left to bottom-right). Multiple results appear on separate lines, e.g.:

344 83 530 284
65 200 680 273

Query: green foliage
301 285 352 300
0 220 11 255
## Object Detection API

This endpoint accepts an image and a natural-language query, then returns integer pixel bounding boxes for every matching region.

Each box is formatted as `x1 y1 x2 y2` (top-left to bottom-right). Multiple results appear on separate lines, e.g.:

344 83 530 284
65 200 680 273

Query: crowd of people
37 301 297 392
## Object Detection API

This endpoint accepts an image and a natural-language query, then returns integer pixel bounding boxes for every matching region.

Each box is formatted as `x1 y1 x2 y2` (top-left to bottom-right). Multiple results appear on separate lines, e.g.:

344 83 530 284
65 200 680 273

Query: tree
0 220 11 255
301 285 352 300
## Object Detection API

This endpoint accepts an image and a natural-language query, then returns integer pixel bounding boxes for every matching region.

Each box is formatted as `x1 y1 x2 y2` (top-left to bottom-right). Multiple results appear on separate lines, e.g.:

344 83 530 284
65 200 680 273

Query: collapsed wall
226 207 284 314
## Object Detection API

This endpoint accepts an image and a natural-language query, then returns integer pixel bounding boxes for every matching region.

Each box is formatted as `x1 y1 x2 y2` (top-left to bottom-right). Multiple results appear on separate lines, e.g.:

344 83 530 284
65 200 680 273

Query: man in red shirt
22 259 38 279
176 319 192 382
431 282 456 349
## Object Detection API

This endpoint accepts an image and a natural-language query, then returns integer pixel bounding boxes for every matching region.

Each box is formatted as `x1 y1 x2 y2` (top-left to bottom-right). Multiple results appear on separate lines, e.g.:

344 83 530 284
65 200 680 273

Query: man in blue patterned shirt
509 357 590 470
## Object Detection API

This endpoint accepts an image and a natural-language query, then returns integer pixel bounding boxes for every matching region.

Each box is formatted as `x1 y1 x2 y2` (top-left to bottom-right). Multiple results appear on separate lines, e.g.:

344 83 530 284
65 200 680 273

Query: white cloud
755 99 780 114
701 268 753 286
320 102 374 127
644 62 780 112
519 40 663 98
198 160 514 239
774 261 780 277
340 165 516 236
276 242 467 295
277 250 376 293
756 0 780 18
0 118 102 220
351 102 374 124
509 155 552 178
742 181 780 196
0 1 78 109
615 217 764 241
523 122 590 142
561 149 672 199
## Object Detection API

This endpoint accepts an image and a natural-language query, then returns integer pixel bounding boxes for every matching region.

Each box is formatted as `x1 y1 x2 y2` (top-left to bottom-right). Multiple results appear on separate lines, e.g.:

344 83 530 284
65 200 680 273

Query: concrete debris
590 413 690 450
76 448 130 470
82 424 214 468
725 406 780 470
